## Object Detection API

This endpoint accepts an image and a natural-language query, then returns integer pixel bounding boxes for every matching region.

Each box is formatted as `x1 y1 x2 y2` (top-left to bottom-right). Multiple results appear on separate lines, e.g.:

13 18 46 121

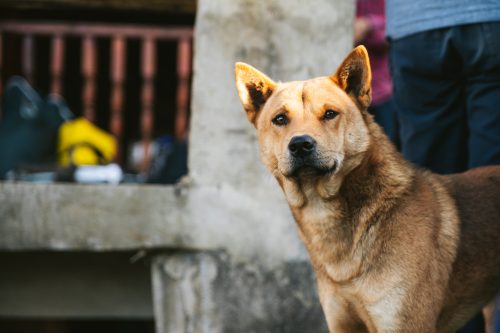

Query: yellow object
58 118 117 166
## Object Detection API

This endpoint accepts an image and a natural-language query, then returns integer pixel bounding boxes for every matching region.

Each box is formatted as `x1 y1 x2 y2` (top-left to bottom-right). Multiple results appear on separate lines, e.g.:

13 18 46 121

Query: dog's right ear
235 62 276 126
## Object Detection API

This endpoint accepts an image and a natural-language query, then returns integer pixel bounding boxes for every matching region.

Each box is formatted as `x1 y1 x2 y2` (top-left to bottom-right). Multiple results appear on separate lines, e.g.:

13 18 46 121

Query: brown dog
235 46 500 332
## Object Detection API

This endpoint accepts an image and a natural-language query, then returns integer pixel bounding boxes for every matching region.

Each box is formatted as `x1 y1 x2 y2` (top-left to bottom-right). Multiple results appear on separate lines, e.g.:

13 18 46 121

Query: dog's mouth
284 159 337 179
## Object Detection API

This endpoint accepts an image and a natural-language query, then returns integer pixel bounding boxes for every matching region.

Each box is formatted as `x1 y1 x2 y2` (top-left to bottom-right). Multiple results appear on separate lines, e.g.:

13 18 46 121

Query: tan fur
235 45 500 332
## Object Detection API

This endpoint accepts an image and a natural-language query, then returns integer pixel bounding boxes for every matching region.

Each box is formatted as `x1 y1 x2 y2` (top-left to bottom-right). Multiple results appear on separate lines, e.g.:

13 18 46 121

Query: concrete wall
190 0 354 188
177 2 354 330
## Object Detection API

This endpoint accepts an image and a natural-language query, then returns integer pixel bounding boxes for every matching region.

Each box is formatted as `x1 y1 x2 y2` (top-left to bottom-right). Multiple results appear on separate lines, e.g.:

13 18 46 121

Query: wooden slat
81 35 96 122
22 34 34 83
50 35 64 95
0 21 193 40
0 0 196 13
110 36 126 162
140 37 156 172
175 38 191 141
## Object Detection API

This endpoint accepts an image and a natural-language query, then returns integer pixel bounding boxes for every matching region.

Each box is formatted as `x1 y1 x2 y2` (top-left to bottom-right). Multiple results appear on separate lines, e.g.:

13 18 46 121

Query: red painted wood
175 38 192 141
110 36 126 162
82 35 97 122
0 21 194 170
140 37 156 172
51 35 64 95
0 21 193 40
22 34 34 83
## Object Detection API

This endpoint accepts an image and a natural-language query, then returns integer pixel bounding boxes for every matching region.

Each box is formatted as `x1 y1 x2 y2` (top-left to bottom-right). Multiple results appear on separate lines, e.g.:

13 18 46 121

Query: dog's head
235 46 372 186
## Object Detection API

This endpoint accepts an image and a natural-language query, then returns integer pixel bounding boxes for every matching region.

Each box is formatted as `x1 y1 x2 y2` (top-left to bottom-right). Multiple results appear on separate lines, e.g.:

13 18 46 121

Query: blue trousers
369 98 400 150
391 21 500 174
391 21 500 333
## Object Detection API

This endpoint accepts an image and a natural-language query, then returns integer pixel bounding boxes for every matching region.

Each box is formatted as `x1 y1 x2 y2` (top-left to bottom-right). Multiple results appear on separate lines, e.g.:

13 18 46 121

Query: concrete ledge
0 182 187 251
0 181 307 267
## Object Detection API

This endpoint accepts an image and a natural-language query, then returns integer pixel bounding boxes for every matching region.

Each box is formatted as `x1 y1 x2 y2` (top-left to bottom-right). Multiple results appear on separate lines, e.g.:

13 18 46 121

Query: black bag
0 76 73 179
146 137 188 184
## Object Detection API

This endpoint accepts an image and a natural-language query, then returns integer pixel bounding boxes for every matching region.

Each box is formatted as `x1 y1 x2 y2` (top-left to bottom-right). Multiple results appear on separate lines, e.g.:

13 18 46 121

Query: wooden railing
0 21 193 170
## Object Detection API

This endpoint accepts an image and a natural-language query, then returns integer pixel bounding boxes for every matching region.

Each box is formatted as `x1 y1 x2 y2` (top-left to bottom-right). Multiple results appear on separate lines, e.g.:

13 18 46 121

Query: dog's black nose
288 135 316 157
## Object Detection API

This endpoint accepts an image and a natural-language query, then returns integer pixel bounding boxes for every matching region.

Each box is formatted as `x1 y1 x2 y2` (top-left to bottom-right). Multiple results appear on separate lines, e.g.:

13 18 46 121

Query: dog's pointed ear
235 62 276 126
331 45 372 109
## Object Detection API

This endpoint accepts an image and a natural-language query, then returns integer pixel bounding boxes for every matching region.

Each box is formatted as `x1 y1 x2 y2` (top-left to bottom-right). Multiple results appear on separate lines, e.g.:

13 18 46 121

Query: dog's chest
297 201 343 252
297 201 365 282
300 199 338 224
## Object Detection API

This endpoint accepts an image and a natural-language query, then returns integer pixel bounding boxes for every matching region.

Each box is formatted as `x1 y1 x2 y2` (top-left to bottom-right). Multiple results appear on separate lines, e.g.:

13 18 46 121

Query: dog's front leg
317 279 370 333
321 300 370 333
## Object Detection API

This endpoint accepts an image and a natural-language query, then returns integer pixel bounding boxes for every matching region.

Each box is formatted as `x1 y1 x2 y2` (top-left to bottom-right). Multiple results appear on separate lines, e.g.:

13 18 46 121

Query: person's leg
494 295 500 333
368 98 400 149
390 28 468 174
458 21 500 168
459 315 486 333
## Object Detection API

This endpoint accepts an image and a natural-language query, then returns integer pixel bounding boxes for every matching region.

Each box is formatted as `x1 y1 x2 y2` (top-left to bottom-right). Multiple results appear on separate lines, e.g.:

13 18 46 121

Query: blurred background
0 1 194 332
0 1 351 333
0 0 195 185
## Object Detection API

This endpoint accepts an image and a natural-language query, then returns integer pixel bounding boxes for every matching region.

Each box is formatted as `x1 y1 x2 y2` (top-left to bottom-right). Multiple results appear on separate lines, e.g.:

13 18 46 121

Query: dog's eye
323 109 339 120
272 114 289 126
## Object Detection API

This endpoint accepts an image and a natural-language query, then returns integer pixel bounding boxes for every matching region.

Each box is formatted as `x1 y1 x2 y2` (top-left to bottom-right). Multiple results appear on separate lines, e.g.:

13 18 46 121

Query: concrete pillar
190 0 354 188
152 253 220 333
179 0 354 332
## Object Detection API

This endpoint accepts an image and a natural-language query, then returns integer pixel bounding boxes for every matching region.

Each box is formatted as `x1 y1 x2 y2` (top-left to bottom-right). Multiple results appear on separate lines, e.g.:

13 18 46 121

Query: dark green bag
0 77 72 179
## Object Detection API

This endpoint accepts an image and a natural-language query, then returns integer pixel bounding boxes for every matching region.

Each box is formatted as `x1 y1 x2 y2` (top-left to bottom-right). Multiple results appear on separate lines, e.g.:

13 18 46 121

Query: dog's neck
279 113 415 282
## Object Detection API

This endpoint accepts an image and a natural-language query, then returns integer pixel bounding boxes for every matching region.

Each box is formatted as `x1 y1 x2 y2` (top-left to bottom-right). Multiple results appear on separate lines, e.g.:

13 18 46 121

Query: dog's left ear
235 62 276 126
331 45 372 109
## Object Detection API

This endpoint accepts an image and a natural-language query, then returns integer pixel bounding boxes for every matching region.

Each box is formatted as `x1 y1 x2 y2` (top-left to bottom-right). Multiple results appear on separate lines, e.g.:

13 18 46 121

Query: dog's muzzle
286 135 336 178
